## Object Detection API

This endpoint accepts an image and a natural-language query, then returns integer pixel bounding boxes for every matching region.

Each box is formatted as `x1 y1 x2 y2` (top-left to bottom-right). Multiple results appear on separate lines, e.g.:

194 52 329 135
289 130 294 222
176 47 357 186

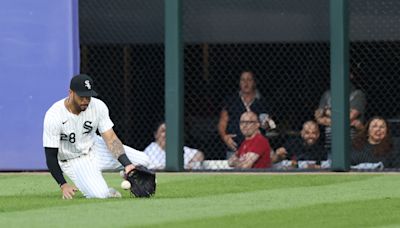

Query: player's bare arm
103 130 125 158
101 128 135 173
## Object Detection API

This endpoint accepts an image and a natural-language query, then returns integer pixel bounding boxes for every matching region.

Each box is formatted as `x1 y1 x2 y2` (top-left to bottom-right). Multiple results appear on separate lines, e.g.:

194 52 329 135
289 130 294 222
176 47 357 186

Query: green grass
0 172 399 227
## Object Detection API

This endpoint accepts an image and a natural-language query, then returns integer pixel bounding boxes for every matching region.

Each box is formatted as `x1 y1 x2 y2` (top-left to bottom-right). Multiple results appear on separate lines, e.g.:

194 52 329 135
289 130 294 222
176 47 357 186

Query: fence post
330 0 350 171
165 0 184 171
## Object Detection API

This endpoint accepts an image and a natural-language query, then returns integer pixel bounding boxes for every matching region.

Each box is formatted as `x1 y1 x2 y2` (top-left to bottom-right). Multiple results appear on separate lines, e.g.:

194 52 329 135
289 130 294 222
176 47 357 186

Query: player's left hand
60 183 78 200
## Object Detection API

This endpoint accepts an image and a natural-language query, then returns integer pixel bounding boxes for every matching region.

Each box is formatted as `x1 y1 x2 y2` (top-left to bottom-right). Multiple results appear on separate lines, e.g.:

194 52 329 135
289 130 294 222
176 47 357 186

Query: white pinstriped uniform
43 97 149 198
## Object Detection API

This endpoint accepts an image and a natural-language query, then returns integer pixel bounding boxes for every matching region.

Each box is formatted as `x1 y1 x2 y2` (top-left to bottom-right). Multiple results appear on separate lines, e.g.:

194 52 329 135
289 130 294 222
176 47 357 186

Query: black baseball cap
70 74 98 97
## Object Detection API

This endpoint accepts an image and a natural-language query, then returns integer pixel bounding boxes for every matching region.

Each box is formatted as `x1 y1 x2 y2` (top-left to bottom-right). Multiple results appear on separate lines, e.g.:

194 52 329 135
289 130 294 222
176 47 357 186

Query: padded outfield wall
0 0 79 170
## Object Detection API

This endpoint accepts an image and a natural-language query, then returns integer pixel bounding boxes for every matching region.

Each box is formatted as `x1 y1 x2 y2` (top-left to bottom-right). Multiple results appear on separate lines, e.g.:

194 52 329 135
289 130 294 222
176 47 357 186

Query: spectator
228 111 280 169
351 116 399 169
275 120 328 169
314 69 366 154
218 70 275 159
144 122 204 170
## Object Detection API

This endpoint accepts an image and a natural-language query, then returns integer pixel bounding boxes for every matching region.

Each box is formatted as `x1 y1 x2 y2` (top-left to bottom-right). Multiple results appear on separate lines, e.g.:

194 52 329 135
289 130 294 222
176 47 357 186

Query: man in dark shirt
275 121 327 168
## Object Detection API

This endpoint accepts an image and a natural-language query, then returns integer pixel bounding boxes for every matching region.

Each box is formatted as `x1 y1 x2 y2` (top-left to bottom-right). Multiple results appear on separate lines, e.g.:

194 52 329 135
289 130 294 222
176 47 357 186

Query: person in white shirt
144 122 204 170
43 74 149 199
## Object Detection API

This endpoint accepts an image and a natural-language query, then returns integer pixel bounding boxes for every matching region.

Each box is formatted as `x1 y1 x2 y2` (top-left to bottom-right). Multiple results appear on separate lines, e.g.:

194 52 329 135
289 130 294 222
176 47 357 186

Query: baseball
120 180 131 190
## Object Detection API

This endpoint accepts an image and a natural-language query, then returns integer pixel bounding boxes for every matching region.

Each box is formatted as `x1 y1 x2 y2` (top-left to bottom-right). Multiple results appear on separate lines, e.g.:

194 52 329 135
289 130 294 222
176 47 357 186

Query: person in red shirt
228 111 275 168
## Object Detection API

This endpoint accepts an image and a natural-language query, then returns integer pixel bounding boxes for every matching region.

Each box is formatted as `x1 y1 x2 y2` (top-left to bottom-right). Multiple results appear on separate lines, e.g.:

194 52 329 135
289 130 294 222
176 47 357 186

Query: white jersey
43 97 113 161
143 142 198 169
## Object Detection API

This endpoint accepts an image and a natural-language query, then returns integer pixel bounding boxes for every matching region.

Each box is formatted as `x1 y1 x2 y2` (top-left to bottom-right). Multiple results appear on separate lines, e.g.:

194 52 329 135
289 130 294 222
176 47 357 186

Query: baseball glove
125 165 156 198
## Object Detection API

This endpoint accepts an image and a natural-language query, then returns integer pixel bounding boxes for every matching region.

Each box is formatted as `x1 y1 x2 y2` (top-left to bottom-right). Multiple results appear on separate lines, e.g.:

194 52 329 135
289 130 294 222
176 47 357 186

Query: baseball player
43 74 149 199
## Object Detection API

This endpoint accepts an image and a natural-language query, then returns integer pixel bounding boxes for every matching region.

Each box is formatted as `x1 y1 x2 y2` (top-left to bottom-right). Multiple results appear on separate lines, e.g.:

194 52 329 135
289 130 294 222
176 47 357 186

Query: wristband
117 154 132 167
59 181 67 188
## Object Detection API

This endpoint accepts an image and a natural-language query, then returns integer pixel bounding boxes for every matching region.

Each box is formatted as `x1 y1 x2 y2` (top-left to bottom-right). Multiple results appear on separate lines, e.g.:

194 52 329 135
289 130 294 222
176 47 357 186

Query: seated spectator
218 70 275 159
314 69 366 154
351 116 398 169
275 120 327 169
144 122 204 170
228 111 280 169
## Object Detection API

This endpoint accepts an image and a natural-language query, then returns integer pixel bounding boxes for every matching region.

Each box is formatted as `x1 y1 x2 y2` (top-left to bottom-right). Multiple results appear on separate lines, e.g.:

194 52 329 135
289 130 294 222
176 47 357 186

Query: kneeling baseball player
43 74 154 199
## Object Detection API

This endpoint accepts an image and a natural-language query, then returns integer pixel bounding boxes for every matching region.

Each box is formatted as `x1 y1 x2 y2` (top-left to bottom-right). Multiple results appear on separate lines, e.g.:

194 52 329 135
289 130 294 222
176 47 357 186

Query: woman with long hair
351 116 395 168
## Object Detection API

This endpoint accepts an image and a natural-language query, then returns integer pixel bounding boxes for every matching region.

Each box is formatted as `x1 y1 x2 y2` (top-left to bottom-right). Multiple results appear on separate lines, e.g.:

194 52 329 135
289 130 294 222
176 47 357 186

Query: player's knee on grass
83 186 111 199
86 192 109 199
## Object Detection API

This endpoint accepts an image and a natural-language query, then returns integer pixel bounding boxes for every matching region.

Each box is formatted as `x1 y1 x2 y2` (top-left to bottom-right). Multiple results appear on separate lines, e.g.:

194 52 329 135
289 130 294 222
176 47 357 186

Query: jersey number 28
61 133 76 143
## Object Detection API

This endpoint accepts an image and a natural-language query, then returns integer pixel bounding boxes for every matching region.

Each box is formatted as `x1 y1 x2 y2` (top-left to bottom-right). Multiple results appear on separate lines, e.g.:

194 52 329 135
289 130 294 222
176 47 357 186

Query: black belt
60 155 84 163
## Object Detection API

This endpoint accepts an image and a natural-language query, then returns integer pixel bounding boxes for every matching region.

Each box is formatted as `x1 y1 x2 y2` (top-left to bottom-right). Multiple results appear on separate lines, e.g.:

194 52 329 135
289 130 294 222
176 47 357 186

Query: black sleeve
283 137 297 159
350 148 363 166
117 154 132 167
44 147 67 186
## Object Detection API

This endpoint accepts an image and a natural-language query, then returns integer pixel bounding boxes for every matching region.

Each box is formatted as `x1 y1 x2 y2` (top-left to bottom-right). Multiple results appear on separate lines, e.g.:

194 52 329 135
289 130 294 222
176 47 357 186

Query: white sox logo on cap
70 74 98 97
84 80 92 90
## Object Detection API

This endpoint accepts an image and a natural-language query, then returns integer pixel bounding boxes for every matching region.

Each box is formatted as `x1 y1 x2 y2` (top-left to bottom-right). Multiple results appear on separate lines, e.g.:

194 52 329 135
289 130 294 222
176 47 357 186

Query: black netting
183 0 331 168
79 0 400 171
79 0 164 151
349 0 400 170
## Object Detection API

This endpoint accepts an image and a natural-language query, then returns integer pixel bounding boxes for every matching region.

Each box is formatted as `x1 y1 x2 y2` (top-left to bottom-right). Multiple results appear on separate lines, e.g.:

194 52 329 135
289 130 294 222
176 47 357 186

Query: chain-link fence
80 0 400 171
183 0 330 166
349 0 400 170
79 0 165 153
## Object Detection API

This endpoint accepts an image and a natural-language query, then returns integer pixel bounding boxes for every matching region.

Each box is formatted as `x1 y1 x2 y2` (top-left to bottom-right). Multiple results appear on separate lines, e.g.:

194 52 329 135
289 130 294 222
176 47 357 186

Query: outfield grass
0 172 399 227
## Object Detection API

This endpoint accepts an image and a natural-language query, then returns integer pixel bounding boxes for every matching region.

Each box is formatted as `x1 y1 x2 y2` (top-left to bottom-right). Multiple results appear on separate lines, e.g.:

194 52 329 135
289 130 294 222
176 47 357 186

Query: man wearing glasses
227 111 273 168
218 70 275 159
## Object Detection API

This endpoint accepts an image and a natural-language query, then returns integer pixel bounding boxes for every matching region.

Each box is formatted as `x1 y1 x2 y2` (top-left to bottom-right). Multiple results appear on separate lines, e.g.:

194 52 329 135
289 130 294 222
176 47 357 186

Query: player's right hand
224 134 237 151
124 164 136 175
60 183 78 200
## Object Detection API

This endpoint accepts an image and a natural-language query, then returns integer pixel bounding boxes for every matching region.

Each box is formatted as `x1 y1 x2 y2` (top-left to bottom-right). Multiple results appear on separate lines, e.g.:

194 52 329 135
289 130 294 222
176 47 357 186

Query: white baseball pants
59 137 149 198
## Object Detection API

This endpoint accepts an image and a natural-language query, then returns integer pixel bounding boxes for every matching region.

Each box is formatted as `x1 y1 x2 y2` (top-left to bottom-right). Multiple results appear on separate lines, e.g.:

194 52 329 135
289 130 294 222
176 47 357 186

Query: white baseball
120 180 131 190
